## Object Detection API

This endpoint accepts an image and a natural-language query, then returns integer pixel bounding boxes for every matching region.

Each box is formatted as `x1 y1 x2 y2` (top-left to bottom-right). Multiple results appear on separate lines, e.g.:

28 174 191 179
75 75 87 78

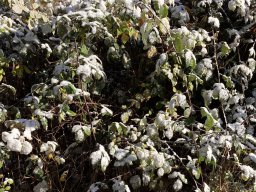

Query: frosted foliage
112 178 131 192
33 180 49 192
7 139 22 152
153 152 165 168
20 141 33 155
40 141 58 154
173 179 183 191
169 94 188 109
170 5 190 24
1 0 256 191
208 17 220 28
90 144 110 172
129 175 141 189
2 128 33 154
87 182 108 192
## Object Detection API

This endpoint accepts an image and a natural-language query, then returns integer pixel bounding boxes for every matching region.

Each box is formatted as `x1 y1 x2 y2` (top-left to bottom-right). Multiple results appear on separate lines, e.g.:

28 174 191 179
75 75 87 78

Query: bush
0 0 255 191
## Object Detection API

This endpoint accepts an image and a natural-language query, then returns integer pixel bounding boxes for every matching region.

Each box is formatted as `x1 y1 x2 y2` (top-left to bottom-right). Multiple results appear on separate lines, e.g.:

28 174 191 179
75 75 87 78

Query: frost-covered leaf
169 94 188 110
200 107 216 130
248 153 256 164
88 182 109 192
101 105 113 116
20 141 33 155
40 141 58 154
121 112 130 123
185 50 196 69
0 83 16 95
101 156 109 172
130 175 141 190
208 16 220 28
203 182 210 192
90 144 110 172
112 178 130 192
114 148 129 160
33 180 48 192
173 179 183 191
202 90 213 106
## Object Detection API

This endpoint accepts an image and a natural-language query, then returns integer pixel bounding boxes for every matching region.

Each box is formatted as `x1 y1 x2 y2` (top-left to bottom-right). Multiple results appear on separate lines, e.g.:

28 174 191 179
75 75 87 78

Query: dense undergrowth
0 0 256 191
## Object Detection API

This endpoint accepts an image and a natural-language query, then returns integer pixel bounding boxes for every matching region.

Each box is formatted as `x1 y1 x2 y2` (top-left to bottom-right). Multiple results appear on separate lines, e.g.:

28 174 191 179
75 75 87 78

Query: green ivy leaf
221 42 231 56
64 84 76 94
222 75 234 88
174 35 184 53
80 44 89 56
159 4 169 18
184 107 191 118
200 107 215 130
83 126 91 136
4 186 11 191
185 50 196 69
192 167 201 180
66 109 76 117
108 122 128 135
121 112 130 123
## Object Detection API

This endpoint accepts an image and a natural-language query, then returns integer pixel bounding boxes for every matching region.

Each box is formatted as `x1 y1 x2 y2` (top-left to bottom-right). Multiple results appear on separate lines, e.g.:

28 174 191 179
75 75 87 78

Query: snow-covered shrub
0 0 255 191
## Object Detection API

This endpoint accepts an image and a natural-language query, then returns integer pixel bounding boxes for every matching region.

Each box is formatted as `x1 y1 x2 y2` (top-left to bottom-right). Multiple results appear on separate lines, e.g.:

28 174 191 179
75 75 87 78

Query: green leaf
222 75 234 88
66 109 76 117
121 112 130 123
184 108 191 118
108 122 128 135
82 126 91 136
23 65 31 74
194 167 201 180
221 42 231 56
198 155 205 163
7 179 13 185
64 84 76 94
174 35 184 53
40 116 48 130
80 44 89 56
0 161 3 169
205 115 215 130
121 33 129 44
152 0 160 10
159 4 169 18
31 83 48 94
185 50 196 69
200 107 215 130
59 112 66 122
4 186 11 191
0 69 5 82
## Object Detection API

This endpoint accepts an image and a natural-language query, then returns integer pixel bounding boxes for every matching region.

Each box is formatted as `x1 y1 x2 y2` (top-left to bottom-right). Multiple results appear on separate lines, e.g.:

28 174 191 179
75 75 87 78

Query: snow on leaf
20 141 33 155
130 175 141 190
33 180 48 192
101 105 113 116
200 107 216 130
114 148 129 160
90 144 110 172
185 50 196 69
248 153 256 164
173 179 183 191
203 182 210 192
